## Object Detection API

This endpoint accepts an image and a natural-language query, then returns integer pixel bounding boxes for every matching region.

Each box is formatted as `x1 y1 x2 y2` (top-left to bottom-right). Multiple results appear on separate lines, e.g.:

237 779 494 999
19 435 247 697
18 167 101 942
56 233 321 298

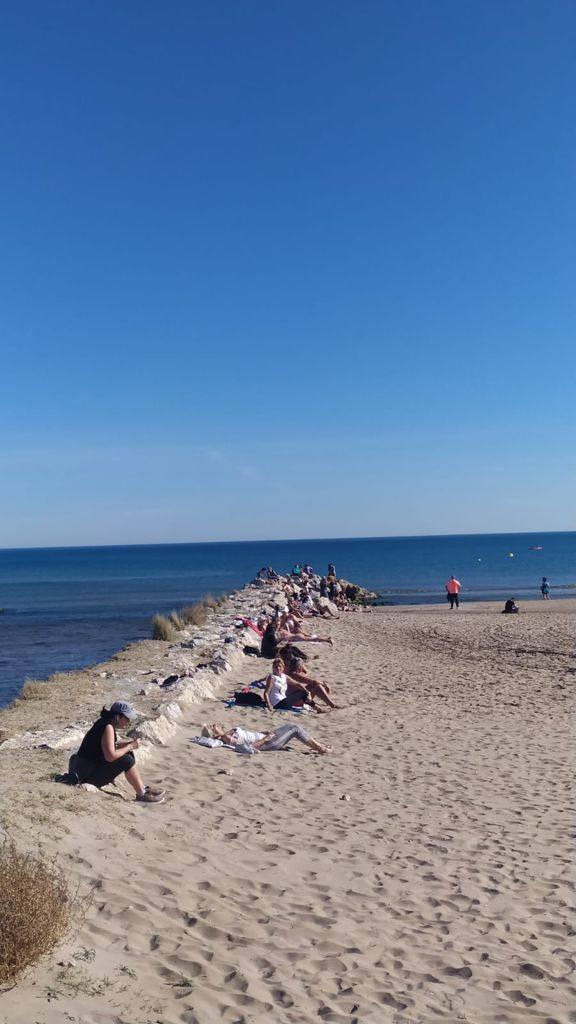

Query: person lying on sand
74 702 165 802
202 722 331 754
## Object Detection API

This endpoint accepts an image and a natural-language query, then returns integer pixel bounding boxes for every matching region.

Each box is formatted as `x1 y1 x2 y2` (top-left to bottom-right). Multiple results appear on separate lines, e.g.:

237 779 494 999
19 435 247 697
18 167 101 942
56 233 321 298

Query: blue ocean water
0 532 574 707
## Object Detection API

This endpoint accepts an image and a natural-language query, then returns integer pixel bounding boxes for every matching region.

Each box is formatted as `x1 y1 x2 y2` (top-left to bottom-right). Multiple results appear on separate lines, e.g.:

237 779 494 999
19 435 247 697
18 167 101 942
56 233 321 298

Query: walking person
541 577 551 600
445 575 461 609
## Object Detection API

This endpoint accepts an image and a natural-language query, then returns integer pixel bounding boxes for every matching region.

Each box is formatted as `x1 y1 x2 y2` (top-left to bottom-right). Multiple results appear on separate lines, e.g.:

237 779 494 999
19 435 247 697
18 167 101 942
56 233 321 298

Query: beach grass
151 614 177 642
20 679 51 700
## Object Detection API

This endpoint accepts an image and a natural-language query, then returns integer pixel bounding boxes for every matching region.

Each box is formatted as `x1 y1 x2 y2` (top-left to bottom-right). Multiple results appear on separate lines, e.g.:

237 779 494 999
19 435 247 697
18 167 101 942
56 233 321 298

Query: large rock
132 714 178 746
0 726 86 752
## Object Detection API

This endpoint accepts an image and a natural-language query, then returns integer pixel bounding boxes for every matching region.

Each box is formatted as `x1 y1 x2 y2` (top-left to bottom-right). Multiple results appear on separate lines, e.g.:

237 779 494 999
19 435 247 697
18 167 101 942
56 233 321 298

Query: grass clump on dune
0 842 83 988
151 614 177 642
20 680 50 701
178 602 208 627
152 592 228 639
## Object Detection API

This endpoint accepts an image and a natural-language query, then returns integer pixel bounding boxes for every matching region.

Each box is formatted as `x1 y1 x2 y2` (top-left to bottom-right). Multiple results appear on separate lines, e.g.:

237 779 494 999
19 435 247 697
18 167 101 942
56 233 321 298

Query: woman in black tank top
74 702 165 803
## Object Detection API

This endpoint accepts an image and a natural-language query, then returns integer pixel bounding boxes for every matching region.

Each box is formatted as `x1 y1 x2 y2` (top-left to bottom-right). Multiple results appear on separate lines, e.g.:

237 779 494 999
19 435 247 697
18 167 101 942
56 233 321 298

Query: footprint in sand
444 965 473 979
519 962 545 979
377 992 409 1011
505 989 537 1007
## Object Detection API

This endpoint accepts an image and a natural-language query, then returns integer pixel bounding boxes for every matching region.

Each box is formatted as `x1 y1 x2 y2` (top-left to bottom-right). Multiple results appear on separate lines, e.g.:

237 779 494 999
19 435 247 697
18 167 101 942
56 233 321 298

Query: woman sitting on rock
203 722 331 755
74 701 165 803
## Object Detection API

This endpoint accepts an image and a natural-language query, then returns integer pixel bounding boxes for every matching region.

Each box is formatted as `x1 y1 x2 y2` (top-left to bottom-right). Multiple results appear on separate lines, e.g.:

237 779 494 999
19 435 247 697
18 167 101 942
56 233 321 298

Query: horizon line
0 528 572 554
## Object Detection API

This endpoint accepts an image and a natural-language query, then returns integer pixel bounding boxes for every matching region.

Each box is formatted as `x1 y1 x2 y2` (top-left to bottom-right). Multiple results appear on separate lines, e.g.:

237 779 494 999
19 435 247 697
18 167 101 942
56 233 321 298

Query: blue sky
1 1 574 547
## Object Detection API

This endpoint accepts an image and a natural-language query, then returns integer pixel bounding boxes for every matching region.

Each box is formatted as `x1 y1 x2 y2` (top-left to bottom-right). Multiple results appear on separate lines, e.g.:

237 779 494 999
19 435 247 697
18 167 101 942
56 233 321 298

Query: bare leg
307 680 339 709
125 764 146 795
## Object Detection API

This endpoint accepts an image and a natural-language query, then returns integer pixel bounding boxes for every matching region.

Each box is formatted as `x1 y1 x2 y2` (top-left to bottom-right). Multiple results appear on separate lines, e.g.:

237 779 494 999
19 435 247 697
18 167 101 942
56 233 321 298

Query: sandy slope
0 600 574 1024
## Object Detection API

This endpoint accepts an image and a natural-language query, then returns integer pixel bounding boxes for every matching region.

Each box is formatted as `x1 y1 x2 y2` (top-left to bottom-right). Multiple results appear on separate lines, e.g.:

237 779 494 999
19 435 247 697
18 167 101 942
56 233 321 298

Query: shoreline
0 591 572 1022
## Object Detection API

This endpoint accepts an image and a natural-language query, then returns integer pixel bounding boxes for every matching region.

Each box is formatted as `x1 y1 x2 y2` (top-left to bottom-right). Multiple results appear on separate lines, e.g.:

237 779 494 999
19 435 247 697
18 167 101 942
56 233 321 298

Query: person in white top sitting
202 722 331 754
264 657 313 711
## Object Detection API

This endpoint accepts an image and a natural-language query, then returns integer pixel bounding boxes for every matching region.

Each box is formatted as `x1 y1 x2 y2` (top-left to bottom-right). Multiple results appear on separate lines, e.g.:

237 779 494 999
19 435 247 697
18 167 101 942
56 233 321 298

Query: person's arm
264 675 275 712
251 731 276 750
101 723 140 763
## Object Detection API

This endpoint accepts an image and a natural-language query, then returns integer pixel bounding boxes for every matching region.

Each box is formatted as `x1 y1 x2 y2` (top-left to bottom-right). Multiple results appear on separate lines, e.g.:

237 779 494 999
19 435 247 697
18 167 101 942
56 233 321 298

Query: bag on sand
233 690 265 707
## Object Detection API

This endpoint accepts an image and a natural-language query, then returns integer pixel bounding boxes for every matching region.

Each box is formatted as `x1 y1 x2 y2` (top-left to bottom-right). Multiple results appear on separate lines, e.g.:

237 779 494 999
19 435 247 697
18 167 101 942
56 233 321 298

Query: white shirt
230 727 265 745
268 672 288 706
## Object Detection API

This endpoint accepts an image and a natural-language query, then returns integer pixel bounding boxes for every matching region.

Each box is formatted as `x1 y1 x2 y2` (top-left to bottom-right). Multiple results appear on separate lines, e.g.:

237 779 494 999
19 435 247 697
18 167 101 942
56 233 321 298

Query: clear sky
1 1 574 547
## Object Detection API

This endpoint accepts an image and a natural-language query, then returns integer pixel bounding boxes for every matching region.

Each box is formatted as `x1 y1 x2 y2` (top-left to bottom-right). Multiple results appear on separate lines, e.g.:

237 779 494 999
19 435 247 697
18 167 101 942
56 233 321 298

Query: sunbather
282 656 341 709
203 722 331 754
261 616 333 661
264 657 315 711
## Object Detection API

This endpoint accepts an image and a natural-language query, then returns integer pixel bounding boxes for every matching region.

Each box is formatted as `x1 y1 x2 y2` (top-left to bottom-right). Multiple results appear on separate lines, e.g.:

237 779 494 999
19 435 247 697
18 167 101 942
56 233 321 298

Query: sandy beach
0 598 573 1024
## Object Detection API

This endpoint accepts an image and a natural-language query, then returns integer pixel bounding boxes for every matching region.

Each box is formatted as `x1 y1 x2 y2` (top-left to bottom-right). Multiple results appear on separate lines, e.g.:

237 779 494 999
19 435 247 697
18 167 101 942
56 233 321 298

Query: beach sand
0 599 573 1024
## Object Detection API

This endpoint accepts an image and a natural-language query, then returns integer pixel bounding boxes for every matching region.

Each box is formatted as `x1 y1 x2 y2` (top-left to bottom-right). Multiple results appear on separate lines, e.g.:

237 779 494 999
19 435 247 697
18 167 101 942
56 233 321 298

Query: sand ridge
0 600 574 1023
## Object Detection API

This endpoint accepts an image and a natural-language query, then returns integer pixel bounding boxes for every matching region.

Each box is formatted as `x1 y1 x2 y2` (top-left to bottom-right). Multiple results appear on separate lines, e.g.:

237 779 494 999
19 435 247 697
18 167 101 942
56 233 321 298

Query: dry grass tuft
20 680 49 701
152 591 228 638
0 841 85 988
179 603 208 627
168 610 185 631
151 614 177 642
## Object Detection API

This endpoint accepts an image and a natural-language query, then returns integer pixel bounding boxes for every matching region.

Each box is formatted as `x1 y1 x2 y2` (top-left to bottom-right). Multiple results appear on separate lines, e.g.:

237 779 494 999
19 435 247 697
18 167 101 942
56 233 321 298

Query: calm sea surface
0 532 574 707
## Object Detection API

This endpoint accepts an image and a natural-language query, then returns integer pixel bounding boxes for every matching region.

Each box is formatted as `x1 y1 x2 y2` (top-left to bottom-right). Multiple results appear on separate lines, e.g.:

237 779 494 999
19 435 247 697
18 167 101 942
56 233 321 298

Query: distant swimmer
541 576 551 600
445 575 461 610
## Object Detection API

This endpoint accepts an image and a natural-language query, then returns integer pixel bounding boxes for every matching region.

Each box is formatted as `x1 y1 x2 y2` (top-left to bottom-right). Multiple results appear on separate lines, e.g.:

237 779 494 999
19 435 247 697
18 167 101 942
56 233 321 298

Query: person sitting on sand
281 656 341 710
74 701 165 802
261 614 333 661
264 657 317 712
202 722 331 754
502 598 519 614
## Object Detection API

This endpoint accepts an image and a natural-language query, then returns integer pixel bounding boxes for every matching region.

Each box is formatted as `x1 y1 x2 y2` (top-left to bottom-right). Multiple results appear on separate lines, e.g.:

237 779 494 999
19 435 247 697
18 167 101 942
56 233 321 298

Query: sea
0 531 574 708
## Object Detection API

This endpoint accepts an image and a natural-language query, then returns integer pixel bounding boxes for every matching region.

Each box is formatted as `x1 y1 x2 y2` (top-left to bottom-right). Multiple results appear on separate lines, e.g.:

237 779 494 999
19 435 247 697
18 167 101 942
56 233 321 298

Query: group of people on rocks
65 562 347 802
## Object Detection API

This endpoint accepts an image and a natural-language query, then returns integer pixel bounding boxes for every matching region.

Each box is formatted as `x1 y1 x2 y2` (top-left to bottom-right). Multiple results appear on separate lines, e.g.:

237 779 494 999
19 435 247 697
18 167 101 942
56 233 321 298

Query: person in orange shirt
445 575 461 609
